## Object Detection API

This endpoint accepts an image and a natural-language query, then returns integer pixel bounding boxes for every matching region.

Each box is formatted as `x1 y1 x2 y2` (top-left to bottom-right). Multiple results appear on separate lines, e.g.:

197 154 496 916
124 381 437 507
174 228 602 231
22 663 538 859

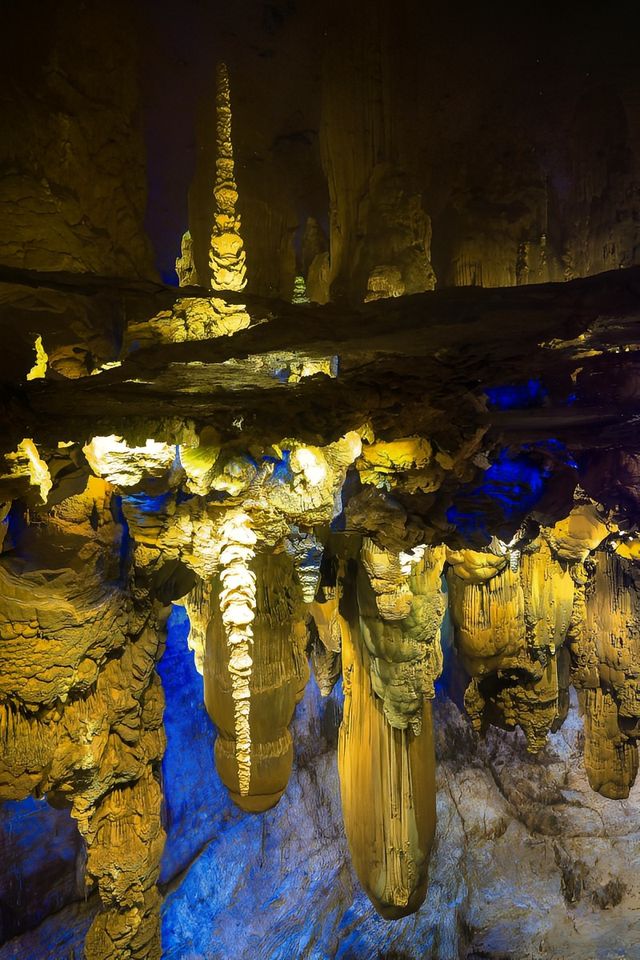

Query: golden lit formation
209 62 247 292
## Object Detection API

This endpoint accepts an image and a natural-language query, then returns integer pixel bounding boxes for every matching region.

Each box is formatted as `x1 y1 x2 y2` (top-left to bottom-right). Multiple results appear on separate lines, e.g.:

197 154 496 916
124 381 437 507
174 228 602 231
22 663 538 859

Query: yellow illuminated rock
569 550 640 797
175 229 196 286
124 296 250 348
83 435 176 488
580 687 639 799
359 539 446 732
356 437 433 488
180 578 212 674
26 334 48 380
209 63 247 291
447 557 524 677
4 439 52 503
0 478 168 959
180 440 221 497
545 502 610 562
338 581 436 918
448 535 574 751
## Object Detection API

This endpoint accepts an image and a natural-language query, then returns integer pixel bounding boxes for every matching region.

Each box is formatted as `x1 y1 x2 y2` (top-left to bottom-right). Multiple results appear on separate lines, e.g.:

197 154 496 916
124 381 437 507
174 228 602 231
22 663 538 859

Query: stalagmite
209 63 247 291
175 229 196 286
79 768 165 960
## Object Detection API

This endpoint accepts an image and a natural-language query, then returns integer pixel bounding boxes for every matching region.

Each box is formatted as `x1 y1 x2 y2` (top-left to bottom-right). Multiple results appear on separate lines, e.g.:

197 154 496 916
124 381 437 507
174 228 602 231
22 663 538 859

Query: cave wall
2 3 640 958
137 0 640 300
3 0 636 298
0 1 155 278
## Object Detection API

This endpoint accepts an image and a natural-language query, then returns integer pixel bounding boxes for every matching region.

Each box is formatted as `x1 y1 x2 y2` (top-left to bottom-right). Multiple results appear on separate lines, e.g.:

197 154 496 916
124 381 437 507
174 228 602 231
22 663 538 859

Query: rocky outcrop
0 478 168 959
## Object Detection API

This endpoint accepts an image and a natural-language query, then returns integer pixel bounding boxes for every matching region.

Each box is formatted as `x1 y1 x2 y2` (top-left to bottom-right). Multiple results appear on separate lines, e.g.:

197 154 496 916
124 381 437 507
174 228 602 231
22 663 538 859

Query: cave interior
2 2 640 958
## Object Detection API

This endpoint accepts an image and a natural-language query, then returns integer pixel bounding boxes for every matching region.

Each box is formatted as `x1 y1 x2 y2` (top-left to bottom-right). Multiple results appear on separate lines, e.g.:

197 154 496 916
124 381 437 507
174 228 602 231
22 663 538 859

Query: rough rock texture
0 479 168 960
205 550 309 811
4 7 640 956
138 0 640 303
0 2 154 278
207 64 247 292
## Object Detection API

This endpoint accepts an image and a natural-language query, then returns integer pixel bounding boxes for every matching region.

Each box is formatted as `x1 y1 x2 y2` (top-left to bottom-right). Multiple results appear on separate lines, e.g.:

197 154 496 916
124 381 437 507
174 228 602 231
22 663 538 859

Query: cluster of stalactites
446 503 640 800
447 535 574 753
209 62 247 291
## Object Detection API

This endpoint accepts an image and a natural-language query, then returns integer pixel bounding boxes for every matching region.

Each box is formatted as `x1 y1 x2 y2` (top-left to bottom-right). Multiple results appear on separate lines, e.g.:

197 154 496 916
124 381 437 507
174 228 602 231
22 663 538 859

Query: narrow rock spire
209 62 247 291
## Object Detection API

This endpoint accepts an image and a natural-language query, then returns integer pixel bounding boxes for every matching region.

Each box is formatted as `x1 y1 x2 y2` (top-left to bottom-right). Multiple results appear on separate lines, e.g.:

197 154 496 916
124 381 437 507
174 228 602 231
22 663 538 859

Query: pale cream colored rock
84 436 177 489
205 550 309 811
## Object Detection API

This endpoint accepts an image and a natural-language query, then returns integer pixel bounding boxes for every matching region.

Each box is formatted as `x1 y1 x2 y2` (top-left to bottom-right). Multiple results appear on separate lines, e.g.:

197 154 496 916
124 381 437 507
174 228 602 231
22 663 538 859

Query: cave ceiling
2 2 640 959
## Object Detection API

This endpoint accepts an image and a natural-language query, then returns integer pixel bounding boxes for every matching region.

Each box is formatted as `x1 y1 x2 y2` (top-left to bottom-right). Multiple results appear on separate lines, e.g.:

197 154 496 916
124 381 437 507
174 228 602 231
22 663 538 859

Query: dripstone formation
3 5 640 958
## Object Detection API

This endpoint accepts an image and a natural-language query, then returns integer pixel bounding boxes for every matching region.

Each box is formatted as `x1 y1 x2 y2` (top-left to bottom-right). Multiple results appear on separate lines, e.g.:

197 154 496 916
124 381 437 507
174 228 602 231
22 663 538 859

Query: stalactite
580 687 639 800
284 525 324 602
338 556 436 918
567 549 640 798
209 62 247 292
215 510 257 798
181 578 212 674
205 550 309 811
309 583 342 696
585 551 640 734
447 535 574 751
358 540 446 733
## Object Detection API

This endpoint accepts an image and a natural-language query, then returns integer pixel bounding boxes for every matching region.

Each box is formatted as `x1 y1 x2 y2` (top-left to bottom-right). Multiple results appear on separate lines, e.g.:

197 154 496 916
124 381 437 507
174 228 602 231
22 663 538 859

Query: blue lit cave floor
2 607 640 959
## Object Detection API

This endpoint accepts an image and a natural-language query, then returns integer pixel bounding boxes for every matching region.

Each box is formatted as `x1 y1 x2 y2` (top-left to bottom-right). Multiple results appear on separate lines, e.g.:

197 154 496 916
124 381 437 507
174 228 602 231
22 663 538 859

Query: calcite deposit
208 64 247 292
3 4 640 958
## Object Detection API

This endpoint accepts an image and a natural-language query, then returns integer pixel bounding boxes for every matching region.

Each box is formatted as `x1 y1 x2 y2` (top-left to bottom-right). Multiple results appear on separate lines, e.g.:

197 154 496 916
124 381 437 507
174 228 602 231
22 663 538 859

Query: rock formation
208 63 247 292
4 6 640 957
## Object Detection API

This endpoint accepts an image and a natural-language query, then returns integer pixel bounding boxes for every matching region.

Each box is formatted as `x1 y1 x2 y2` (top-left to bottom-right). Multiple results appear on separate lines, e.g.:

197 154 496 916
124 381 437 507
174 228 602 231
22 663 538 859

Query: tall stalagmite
209 62 247 291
